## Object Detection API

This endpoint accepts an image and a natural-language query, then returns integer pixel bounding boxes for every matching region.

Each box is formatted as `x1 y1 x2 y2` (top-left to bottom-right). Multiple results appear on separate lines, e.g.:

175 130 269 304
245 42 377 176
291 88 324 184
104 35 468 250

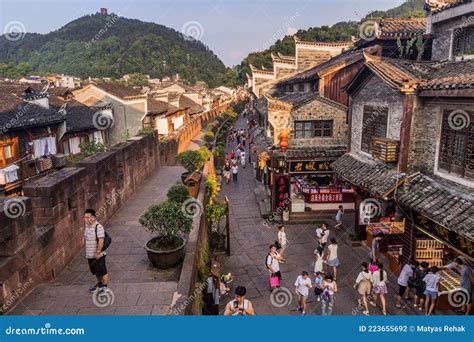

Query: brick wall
350 75 404 156
0 114 208 309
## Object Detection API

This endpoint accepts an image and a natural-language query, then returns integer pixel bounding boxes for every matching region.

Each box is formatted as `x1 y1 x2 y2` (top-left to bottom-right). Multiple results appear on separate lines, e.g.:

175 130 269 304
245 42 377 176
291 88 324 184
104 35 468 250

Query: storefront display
293 175 354 204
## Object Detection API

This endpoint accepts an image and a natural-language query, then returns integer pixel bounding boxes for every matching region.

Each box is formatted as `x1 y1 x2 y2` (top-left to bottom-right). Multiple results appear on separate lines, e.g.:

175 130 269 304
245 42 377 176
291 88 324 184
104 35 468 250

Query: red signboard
274 175 290 210
309 193 344 203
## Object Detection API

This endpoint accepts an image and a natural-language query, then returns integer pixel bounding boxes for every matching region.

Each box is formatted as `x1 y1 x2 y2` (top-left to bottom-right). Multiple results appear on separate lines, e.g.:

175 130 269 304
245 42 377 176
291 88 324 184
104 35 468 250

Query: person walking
240 150 246 168
313 246 324 275
315 224 323 248
232 164 239 184
371 234 383 262
266 244 285 289
321 274 337 315
224 286 255 316
396 261 415 309
371 262 388 315
326 238 340 280
223 161 231 184
236 148 242 164
230 149 235 160
334 205 344 230
314 271 324 302
413 261 429 311
423 266 441 316
84 209 109 296
277 225 289 258
354 262 373 315
320 223 330 250
295 271 312 316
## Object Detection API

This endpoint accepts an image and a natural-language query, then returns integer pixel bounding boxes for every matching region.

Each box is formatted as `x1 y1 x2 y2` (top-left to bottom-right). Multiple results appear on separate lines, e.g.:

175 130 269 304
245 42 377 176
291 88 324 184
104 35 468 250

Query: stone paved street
9 130 207 315
217 116 426 316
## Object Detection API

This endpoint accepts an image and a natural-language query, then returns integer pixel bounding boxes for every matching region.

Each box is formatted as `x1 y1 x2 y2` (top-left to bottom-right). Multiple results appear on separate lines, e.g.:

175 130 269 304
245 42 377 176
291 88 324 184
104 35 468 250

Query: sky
0 0 406 67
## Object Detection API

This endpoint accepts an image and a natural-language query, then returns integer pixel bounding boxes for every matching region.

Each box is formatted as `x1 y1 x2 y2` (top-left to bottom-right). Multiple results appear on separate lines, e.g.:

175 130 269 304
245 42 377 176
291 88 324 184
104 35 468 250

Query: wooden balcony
372 137 399 163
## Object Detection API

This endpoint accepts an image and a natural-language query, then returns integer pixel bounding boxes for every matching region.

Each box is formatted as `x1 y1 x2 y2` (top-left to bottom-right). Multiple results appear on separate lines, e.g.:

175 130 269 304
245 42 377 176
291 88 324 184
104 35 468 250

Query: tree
127 73 149 86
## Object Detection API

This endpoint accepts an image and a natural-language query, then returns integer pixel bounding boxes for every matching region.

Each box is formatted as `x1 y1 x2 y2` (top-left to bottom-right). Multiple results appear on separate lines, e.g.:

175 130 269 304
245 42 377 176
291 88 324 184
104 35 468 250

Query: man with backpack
84 208 111 296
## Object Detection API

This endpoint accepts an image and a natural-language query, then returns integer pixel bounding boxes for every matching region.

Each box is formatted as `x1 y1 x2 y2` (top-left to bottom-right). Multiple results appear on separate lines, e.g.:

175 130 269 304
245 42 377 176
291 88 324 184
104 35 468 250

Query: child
414 261 429 310
314 271 324 302
423 266 441 316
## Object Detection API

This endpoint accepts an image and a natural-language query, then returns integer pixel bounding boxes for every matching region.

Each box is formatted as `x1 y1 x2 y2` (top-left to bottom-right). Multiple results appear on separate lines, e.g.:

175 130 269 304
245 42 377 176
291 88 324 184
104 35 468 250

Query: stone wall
0 113 210 310
350 75 404 156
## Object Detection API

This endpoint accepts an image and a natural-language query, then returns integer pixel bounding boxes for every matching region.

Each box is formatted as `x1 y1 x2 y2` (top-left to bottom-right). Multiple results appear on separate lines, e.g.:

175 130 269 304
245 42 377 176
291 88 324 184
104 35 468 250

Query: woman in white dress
314 246 324 275
326 238 340 280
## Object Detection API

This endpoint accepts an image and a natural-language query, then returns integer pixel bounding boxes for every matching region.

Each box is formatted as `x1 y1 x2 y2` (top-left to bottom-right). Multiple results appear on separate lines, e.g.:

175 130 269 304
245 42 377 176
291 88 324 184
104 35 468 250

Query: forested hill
233 0 426 85
0 13 227 87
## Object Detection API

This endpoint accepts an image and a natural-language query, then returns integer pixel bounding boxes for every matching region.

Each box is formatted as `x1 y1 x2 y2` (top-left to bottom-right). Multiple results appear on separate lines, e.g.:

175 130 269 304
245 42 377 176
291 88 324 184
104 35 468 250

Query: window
453 26 474 57
294 120 333 138
63 140 70 155
361 105 388 153
0 139 18 168
438 110 473 180
298 83 305 92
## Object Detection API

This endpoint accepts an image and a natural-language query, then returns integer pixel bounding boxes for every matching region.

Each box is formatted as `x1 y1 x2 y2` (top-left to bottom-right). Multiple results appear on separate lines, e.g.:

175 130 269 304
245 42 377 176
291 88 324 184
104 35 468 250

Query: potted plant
177 150 203 183
167 183 190 203
140 200 193 269
206 202 227 251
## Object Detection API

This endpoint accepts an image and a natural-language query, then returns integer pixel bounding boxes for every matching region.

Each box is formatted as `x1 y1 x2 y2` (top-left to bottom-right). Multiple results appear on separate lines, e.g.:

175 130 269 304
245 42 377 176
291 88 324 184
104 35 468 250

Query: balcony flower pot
139 200 193 269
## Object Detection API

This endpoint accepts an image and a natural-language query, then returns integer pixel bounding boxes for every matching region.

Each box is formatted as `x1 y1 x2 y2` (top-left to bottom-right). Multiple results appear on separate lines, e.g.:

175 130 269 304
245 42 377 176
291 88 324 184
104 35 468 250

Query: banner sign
288 160 332 173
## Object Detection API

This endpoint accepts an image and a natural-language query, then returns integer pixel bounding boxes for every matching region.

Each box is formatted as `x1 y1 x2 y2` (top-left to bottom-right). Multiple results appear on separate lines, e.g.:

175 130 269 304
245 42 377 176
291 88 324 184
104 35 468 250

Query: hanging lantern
280 129 289 153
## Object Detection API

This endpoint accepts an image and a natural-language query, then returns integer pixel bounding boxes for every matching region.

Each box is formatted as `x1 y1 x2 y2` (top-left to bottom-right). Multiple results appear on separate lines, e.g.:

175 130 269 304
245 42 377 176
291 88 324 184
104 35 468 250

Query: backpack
265 254 272 269
95 224 112 251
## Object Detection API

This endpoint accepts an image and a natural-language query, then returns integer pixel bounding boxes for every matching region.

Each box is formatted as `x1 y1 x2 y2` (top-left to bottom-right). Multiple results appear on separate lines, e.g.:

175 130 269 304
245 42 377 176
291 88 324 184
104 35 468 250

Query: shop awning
397 173 474 242
331 153 404 200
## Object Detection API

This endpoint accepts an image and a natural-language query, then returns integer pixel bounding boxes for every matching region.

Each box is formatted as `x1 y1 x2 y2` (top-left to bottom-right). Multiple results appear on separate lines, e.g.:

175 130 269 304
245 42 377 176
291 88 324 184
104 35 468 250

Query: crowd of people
223 129 250 185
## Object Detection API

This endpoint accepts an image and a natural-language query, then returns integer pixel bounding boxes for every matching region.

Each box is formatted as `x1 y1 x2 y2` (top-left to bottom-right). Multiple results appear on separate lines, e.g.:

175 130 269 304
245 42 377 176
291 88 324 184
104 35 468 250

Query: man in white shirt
320 223 330 249
232 164 239 183
266 244 285 287
315 225 323 247
396 261 415 309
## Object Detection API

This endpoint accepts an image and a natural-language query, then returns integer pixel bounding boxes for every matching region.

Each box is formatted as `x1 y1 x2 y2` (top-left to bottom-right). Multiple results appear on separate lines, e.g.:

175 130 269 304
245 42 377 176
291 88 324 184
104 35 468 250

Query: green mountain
0 13 227 86
234 0 426 84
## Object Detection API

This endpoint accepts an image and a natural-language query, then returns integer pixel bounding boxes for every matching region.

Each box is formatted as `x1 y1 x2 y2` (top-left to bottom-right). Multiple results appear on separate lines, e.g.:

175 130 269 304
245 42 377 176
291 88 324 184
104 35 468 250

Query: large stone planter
145 237 186 269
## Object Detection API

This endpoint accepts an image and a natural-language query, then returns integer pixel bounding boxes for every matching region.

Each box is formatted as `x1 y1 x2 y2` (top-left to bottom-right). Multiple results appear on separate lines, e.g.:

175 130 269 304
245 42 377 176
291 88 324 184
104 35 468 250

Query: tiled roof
93 82 146 99
147 95 180 116
331 153 404 199
286 146 347 160
48 95 97 133
0 83 65 132
419 59 474 90
273 92 347 111
429 0 469 13
377 18 426 38
179 96 203 115
397 173 474 240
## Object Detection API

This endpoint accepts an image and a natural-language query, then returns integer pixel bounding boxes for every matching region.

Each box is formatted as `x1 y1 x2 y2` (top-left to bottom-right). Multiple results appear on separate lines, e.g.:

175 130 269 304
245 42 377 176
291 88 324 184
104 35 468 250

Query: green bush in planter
198 146 212 163
167 183 190 203
177 150 203 173
207 123 217 133
204 132 215 145
139 200 193 250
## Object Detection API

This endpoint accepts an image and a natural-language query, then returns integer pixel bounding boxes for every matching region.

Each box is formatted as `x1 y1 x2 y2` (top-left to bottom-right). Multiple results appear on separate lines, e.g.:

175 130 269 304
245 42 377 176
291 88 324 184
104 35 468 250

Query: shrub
207 123 217 133
204 132 215 145
198 146 212 163
177 150 203 173
167 183 190 203
139 200 193 250
137 127 155 135
205 172 218 204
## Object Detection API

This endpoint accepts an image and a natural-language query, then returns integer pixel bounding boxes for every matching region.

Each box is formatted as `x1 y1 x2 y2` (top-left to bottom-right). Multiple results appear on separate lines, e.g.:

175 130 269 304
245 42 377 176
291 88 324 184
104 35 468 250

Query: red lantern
280 130 289 152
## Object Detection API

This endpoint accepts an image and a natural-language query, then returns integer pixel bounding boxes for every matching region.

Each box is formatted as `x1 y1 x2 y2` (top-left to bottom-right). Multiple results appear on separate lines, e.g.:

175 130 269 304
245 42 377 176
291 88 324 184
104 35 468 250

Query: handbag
270 275 280 288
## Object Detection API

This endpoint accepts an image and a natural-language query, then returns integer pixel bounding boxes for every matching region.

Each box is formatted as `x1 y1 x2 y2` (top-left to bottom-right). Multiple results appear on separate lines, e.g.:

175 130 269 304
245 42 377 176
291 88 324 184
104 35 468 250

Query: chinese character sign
289 161 332 173
274 175 290 210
